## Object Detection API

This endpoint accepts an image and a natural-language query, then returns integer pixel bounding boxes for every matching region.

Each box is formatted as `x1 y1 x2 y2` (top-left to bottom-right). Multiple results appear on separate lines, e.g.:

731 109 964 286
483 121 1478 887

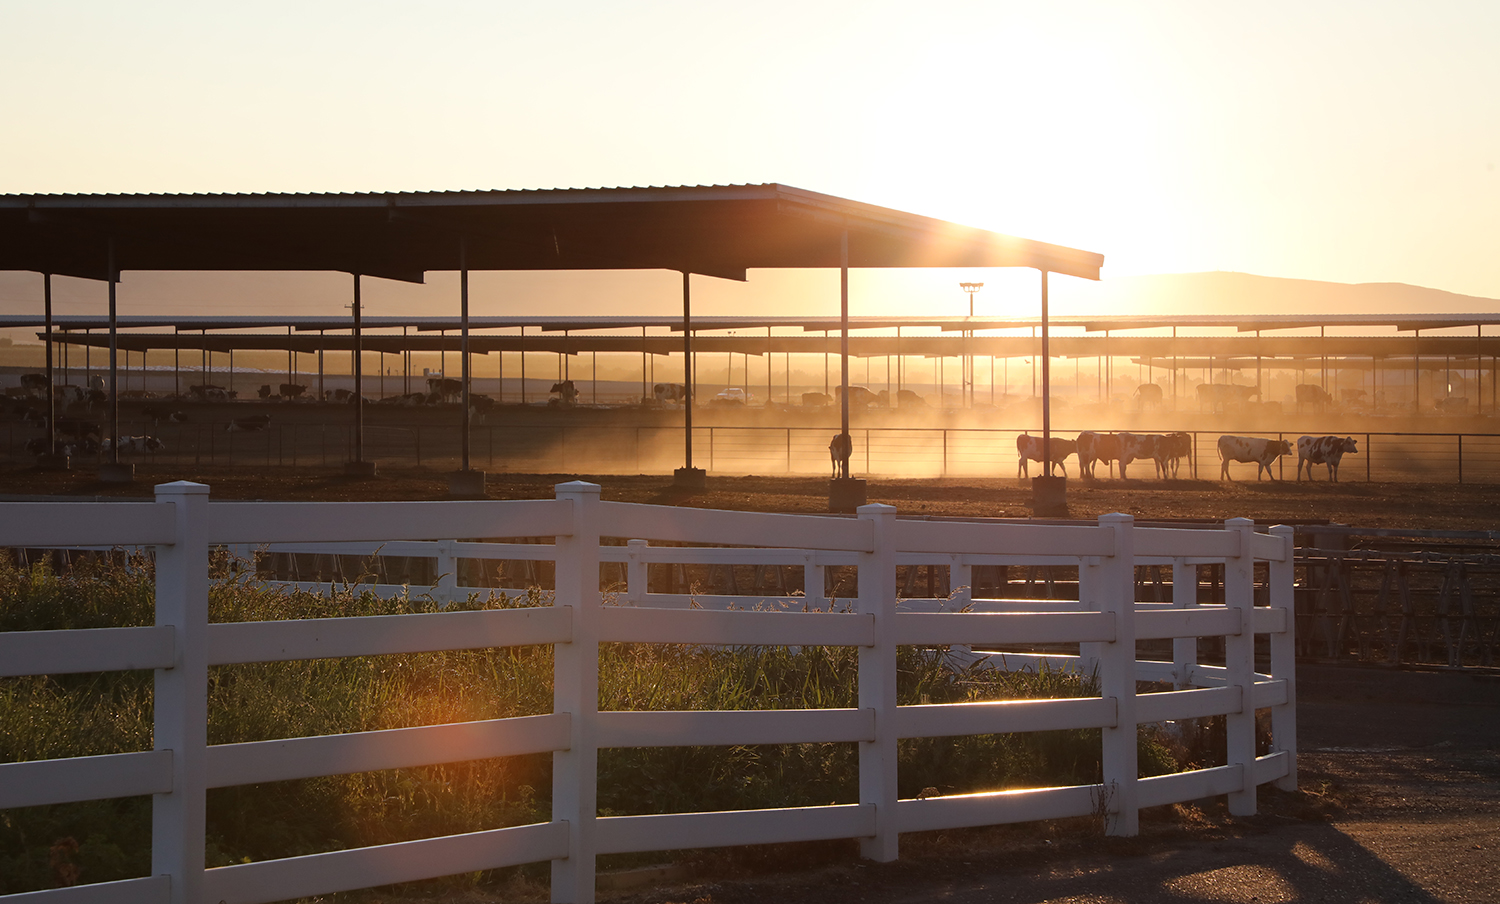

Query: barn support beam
345 274 375 477
98 239 133 483
449 239 484 497
674 271 704 488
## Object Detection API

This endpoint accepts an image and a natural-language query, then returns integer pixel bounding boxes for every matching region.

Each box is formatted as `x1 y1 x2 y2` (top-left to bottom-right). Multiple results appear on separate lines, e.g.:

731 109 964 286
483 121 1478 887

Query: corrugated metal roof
0 184 1103 283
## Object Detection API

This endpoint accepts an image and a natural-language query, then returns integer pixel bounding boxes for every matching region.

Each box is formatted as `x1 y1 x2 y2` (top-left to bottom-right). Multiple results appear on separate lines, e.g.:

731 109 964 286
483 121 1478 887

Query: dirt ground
8 465 1500 532
8 466 1500 903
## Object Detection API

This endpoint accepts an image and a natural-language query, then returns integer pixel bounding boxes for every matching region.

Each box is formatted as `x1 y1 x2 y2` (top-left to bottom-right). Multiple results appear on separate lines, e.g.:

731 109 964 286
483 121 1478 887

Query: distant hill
1051 271 1500 317
2 268 1496 325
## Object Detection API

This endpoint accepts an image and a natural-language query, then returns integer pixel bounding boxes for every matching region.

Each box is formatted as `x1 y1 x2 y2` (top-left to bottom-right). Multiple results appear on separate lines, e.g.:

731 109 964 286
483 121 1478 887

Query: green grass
0 551 1177 895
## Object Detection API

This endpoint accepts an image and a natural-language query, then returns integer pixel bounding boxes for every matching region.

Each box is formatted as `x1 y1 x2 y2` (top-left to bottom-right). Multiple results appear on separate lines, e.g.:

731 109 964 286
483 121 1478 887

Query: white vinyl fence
0 482 1297 904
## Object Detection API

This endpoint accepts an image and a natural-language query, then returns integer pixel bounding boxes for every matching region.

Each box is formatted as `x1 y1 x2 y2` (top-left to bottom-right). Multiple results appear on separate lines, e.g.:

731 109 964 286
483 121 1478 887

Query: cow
226 414 271 433
653 383 688 405
1016 433 1077 478
1217 434 1293 481
1117 432 1164 480
1133 382 1164 410
1295 384 1332 413
800 391 831 407
1197 383 1259 413
549 380 578 407
830 432 853 479
189 384 231 402
19 373 49 395
257 384 274 400
894 389 926 408
427 377 463 403
1297 435 1358 482
280 383 307 400
1158 432 1193 478
103 435 165 454
55 418 101 441
835 385 879 408
142 405 187 426
1076 431 1121 479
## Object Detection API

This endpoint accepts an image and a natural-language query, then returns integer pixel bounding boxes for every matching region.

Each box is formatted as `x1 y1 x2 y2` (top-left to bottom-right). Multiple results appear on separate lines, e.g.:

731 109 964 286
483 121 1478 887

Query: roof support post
99 240 131 482
344 274 375 476
1041 270 1052 473
840 230 850 440
460 239 471 472
354 274 363 461
43 273 56 457
672 271 704 488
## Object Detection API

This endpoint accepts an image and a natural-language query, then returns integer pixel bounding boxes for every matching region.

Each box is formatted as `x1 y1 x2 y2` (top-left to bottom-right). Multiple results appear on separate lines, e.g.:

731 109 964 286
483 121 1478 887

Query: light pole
960 282 983 407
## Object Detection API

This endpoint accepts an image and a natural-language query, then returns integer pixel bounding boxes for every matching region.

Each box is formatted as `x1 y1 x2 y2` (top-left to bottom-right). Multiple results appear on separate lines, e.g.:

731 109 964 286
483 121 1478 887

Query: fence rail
8 421 1500 482
0 484 1296 904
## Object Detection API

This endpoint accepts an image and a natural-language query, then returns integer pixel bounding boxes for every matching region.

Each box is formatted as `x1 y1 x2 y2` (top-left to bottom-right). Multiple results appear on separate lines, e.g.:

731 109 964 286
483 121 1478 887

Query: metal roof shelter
1 184 1102 490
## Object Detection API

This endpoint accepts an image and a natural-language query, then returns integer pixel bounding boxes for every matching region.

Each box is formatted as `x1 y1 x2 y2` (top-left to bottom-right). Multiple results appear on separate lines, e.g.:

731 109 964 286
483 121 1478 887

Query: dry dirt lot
6 465 1499 903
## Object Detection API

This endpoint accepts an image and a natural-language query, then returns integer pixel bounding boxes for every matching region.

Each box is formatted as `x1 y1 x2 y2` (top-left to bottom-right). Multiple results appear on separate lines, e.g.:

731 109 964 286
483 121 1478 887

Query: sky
2 1 1498 319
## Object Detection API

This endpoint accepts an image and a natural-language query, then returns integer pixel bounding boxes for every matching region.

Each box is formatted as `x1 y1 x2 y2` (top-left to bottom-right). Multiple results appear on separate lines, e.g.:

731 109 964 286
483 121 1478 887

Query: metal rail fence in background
0 485 1296 904
8 422 1500 482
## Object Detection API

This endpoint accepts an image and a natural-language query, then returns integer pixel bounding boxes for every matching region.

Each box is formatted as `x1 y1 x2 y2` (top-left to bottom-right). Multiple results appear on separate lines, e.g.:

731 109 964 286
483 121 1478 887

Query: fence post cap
1224 517 1255 528
856 503 897 516
1097 512 1133 524
554 480 602 496
154 480 209 496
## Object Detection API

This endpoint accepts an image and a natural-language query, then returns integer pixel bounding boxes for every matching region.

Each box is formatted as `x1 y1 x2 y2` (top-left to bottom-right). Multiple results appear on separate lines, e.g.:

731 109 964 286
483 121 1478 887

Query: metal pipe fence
9 422 1500 482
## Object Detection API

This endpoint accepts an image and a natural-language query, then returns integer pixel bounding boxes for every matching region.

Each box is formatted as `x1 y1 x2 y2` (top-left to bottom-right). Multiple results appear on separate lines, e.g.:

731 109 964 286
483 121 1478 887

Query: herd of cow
1014 431 1360 482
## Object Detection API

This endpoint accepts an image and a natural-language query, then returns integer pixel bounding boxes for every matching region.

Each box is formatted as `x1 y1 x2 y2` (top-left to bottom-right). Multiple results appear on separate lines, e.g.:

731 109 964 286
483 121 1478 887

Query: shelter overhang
0 185 1104 285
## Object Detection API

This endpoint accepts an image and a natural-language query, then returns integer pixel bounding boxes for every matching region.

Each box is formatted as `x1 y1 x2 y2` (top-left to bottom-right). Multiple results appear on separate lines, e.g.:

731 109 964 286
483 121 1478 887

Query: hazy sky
3 1 1497 317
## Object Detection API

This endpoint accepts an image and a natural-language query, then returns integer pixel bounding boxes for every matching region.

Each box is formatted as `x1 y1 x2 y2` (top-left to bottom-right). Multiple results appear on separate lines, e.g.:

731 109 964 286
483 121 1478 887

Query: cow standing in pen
1076 431 1121 479
1217 435 1292 481
829 432 853 479
1116 432 1163 480
1017 434 1077 478
1297 435 1359 482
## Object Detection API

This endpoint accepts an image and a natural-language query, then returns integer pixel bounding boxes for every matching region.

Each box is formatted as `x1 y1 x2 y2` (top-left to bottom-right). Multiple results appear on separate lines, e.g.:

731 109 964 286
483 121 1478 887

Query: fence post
625 539 647 606
1268 524 1298 792
1171 557 1197 689
435 539 457 607
856 502 899 862
1097 512 1138 836
1224 517 1258 816
950 557 972 610
153 481 211 904
551 481 601 903
806 554 826 610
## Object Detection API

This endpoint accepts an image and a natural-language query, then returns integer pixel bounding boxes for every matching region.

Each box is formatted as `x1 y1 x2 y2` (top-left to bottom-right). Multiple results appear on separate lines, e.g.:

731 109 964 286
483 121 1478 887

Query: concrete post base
673 467 706 490
1030 475 1068 516
343 460 379 478
448 469 486 497
99 462 135 484
829 477 868 513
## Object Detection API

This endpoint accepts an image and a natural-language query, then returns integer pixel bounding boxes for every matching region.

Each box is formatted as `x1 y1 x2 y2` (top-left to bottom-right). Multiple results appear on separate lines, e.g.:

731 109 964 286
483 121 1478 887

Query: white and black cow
227 414 271 433
653 383 687 405
829 432 853 479
1297 435 1358 482
1217 434 1292 481
1017 434 1077 478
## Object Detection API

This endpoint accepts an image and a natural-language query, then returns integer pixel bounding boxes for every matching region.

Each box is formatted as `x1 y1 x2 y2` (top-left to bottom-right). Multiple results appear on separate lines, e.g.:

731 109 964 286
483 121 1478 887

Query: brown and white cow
1217 434 1292 481
829 432 853 479
1132 382 1164 410
1158 432 1193 478
1297 435 1358 482
1017 434 1077 478
1117 432 1164 480
1076 431 1120 479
